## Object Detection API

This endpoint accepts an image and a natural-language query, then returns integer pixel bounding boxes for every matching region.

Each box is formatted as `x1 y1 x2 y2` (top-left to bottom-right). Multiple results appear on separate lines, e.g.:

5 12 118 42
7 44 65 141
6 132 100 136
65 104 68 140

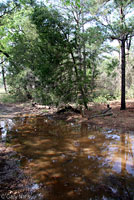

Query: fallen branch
88 112 113 120
101 107 111 114
88 105 113 119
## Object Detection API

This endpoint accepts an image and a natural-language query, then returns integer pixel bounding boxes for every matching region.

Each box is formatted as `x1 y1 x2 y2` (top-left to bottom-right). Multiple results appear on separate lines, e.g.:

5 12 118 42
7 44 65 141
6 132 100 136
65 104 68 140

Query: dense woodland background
0 0 134 109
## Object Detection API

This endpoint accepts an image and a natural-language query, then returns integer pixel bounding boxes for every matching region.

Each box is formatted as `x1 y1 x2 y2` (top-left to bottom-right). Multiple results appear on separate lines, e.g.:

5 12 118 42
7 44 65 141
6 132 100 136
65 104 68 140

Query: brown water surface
0 115 134 200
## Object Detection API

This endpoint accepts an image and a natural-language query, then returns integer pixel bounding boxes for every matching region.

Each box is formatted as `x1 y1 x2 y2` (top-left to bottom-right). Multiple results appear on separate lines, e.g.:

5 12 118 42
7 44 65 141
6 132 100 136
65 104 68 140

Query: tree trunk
120 38 126 110
1 58 7 93
82 11 87 93
70 51 88 109
2 65 7 93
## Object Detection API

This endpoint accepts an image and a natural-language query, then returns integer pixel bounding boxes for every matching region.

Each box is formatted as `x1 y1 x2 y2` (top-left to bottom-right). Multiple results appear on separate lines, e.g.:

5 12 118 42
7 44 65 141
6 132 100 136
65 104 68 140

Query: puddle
0 116 134 199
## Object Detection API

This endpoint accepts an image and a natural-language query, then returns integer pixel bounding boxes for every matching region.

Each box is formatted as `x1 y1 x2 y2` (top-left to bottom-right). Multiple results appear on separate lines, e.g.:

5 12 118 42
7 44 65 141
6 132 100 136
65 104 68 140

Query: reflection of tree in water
104 132 134 200
3 117 134 199
120 133 134 199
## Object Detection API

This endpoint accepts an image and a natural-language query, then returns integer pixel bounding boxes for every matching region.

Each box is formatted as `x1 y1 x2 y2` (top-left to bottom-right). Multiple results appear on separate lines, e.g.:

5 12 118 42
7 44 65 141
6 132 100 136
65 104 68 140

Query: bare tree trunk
120 38 126 110
82 11 87 95
1 65 7 93
90 64 96 93
1 58 7 93
120 6 126 110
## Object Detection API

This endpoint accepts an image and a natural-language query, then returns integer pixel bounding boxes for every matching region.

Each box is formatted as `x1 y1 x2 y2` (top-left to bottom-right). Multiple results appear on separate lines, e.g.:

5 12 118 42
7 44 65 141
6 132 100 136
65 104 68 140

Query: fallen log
57 105 80 114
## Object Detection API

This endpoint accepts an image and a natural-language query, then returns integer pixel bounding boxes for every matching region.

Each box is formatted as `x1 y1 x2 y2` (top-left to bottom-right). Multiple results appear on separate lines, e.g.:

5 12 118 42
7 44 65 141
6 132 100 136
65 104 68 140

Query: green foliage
126 86 134 99
1 0 134 108
93 95 108 103
61 0 80 7
103 57 119 77
4 1 104 107
0 93 27 103
93 93 117 103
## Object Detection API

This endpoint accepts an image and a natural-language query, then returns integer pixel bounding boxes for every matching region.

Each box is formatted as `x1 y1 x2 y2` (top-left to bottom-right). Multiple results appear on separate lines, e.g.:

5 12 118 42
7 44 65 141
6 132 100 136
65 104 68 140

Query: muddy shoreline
1 100 134 132
0 103 44 200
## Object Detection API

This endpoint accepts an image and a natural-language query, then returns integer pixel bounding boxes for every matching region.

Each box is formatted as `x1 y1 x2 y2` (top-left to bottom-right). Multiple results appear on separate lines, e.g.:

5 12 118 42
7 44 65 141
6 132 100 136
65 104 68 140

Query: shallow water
0 115 134 200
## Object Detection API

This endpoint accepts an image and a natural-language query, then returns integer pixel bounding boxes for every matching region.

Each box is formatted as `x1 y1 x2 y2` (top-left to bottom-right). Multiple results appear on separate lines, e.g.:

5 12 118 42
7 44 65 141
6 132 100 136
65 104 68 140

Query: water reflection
1 116 134 200
0 119 14 142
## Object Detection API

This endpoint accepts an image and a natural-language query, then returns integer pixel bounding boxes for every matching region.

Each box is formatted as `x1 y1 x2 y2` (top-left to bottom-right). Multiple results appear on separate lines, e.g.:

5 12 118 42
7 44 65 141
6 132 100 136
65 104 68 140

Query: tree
57 0 105 108
0 57 7 92
63 0 134 109
0 1 12 59
93 0 134 109
6 3 73 103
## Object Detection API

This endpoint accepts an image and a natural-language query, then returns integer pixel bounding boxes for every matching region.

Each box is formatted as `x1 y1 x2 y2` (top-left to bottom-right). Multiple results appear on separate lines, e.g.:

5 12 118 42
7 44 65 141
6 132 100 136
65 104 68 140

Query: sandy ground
52 100 134 132
84 100 134 132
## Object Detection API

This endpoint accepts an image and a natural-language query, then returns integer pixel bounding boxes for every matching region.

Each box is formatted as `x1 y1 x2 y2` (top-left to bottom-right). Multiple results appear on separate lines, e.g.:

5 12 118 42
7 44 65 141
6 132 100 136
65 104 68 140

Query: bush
93 93 116 103
93 95 108 103
0 93 27 103
126 86 134 99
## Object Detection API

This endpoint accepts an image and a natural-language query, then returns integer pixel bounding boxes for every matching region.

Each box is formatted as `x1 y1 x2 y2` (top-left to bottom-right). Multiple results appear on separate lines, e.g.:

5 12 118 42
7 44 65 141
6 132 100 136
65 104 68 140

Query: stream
0 114 134 200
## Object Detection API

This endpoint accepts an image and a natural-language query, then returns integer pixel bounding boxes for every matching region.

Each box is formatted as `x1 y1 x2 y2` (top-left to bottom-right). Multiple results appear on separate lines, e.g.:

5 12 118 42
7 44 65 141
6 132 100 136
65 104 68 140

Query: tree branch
0 50 10 58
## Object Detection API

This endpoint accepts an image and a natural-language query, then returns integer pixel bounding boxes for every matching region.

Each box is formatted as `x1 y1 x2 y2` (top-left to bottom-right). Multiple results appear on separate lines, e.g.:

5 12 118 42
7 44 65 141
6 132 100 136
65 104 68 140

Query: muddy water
0 115 134 200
